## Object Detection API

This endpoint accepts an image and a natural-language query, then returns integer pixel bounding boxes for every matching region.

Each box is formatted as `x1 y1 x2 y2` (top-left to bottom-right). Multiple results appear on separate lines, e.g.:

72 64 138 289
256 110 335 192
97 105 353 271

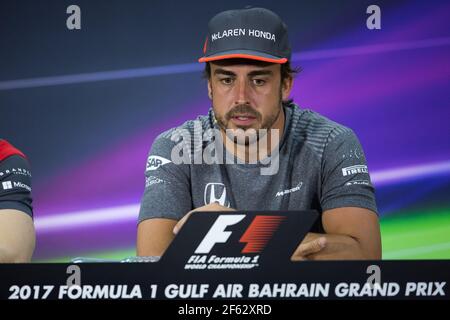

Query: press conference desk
1 260 449 300
2 211 448 301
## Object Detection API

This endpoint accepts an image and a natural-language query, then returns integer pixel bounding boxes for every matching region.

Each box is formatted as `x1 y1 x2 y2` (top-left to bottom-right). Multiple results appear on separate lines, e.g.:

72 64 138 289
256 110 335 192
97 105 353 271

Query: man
137 7 381 260
0 139 35 262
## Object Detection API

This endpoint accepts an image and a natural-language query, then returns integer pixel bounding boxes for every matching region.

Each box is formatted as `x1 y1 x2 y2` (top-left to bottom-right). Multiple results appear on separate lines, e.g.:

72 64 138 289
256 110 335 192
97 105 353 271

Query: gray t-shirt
138 103 377 232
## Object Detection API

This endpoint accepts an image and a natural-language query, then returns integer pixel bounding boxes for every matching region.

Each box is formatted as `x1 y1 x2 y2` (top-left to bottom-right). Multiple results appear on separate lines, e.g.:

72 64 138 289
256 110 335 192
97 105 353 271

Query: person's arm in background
0 140 36 262
292 128 381 260
0 209 35 262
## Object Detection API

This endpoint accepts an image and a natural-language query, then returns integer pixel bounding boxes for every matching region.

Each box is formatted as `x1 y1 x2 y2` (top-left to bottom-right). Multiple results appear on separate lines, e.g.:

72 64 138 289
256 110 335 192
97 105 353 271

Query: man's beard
214 91 283 146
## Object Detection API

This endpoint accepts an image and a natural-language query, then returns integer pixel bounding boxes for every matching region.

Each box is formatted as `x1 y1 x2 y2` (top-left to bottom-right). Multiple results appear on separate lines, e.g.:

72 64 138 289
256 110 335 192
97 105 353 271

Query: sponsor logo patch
342 165 368 177
204 183 230 207
145 176 165 188
275 182 303 197
146 156 171 172
1 180 31 191
345 180 371 186
2 181 12 190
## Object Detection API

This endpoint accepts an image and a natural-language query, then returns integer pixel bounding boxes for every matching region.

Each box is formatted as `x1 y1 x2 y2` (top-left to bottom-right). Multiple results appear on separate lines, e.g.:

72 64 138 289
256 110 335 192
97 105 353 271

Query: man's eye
220 78 234 85
252 79 266 86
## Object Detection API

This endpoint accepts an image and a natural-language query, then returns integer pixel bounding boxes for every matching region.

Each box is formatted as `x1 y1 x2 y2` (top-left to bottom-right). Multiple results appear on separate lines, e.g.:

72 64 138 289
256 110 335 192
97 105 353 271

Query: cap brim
199 50 288 64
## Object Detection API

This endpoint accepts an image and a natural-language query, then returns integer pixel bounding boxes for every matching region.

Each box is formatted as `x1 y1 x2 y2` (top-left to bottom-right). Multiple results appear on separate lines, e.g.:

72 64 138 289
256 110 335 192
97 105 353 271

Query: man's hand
173 203 235 235
291 233 327 261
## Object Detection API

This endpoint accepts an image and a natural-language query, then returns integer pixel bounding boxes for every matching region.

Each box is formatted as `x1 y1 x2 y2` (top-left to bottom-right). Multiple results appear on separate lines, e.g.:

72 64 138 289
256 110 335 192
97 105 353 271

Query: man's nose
234 78 250 106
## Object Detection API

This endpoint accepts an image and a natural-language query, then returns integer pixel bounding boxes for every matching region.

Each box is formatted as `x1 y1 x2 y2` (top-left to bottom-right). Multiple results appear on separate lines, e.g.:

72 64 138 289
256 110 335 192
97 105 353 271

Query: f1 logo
239 215 286 253
194 214 285 254
195 215 245 254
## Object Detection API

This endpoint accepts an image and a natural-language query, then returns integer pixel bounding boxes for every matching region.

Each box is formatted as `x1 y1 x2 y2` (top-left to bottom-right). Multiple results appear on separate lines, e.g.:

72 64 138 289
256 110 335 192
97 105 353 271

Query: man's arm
292 126 381 260
137 203 234 257
0 209 35 263
137 218 177 257
292 207 381 260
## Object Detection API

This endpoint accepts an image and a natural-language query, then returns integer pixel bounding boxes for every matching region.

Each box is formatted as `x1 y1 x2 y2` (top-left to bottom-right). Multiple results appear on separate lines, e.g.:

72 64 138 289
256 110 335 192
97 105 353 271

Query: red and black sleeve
0 140 33 217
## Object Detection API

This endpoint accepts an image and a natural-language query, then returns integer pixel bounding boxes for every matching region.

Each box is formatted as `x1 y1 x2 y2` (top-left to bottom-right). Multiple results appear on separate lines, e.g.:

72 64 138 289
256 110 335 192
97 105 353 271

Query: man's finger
293 237 327 260
173 212 193 235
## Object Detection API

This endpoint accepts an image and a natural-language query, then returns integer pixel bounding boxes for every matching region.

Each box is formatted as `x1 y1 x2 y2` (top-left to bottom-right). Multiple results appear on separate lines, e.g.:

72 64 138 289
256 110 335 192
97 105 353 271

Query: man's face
208 59 292 144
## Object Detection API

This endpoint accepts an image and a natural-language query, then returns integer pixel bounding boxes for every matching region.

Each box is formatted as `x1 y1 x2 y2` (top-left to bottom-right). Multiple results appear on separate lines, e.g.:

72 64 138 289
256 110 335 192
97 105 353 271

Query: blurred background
0 0 449 261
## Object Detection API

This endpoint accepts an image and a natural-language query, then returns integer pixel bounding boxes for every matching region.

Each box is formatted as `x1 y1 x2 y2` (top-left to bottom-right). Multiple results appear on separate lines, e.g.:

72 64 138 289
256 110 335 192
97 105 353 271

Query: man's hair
202 61 301 82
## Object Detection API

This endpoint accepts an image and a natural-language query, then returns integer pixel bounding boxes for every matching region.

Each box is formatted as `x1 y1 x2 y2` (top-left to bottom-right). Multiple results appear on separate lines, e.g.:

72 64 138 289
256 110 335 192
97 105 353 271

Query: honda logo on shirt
204 183 230 207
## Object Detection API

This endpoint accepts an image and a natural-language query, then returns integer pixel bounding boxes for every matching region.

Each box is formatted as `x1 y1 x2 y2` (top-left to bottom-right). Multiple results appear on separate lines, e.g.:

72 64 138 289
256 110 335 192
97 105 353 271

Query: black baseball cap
199 7 291 64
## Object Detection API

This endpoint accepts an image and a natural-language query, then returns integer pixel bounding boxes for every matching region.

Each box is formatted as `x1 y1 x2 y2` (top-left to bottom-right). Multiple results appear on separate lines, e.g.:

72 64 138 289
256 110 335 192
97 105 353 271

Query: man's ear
207 80 213 100
281 76 293 101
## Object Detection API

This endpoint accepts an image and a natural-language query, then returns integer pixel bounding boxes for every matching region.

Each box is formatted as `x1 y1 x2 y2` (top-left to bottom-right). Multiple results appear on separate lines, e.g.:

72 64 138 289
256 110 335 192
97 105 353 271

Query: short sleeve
320 129 378 214
0 155 33 218
138 132 192 223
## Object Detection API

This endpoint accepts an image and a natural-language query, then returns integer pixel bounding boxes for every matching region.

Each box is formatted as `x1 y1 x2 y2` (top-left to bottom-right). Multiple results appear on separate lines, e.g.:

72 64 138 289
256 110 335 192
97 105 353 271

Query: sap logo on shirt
194 214 285 254
146 156 172 172
204 183 230 207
